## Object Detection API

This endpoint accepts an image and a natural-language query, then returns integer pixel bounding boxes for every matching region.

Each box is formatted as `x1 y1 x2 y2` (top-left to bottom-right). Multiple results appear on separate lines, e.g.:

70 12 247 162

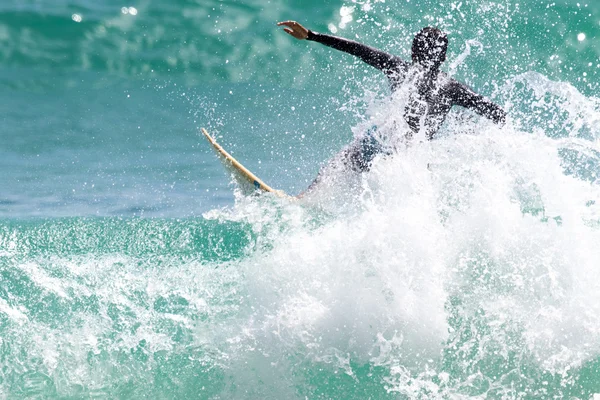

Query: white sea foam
0 297 28 325
216 71 600 395
1 73 599 398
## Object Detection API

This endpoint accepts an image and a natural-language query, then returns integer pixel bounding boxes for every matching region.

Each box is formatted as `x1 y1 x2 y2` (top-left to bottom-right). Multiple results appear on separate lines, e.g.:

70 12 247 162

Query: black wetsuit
306 30 506 171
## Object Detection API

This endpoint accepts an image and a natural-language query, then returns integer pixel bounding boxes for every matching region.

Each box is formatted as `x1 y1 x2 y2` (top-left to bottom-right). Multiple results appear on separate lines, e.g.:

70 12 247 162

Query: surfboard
201 128 289 198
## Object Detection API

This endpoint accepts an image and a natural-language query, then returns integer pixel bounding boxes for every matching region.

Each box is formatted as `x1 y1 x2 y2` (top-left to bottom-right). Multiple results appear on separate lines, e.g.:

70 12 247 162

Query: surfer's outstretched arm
277 21 407 73
450 82 507 124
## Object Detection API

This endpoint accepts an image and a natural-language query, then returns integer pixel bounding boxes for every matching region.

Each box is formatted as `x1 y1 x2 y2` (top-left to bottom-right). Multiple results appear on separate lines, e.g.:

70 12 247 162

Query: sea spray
2 0 600 397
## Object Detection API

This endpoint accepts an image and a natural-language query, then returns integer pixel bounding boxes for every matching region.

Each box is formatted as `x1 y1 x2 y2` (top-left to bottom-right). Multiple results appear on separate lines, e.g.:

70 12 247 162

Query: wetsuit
306 30 506 171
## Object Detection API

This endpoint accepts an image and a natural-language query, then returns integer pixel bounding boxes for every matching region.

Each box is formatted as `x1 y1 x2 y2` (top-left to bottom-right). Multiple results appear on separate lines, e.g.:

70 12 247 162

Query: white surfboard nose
201 128 292 199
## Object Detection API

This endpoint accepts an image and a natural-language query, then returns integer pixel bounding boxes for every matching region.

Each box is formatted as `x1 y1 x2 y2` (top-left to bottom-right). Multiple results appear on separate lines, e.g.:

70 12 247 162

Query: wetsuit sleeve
307 30 407 73
451 82 506 124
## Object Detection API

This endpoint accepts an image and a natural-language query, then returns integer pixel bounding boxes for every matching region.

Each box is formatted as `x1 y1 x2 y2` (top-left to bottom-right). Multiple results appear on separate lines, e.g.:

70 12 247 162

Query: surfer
278 21 506 177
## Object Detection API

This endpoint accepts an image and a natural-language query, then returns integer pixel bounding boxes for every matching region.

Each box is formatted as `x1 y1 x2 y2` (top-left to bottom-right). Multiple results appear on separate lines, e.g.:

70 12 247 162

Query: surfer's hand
277 21 309 40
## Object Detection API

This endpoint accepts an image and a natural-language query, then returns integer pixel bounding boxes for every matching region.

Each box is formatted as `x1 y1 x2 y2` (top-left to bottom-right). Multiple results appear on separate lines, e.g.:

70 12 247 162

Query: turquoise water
2 0 600 398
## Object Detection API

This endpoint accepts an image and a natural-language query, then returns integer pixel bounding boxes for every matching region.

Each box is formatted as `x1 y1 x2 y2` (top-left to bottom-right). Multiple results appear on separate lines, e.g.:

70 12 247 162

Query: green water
1 0 600 398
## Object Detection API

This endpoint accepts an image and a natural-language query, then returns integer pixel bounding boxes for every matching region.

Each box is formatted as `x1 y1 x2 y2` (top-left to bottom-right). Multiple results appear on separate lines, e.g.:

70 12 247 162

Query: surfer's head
411 27 448 69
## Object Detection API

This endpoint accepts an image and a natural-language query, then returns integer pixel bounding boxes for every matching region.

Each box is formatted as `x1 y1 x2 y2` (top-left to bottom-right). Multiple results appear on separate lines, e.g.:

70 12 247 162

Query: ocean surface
1 0 600 398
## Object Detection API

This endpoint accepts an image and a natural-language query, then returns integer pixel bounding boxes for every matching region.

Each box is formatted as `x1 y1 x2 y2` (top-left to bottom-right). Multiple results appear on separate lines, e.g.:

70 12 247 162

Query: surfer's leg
298 126 385 197
297 174 322 198
297 146 352 198
346 125 382 172
297 153 342 198
298 127 383 196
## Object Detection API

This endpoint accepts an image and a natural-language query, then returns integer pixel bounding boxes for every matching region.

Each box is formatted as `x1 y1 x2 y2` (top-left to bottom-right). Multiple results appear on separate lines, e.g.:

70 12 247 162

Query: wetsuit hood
411 27 448 69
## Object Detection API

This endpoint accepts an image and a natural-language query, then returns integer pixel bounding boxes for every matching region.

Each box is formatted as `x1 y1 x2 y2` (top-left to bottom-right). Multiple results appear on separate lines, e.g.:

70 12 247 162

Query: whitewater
2 0 600 398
